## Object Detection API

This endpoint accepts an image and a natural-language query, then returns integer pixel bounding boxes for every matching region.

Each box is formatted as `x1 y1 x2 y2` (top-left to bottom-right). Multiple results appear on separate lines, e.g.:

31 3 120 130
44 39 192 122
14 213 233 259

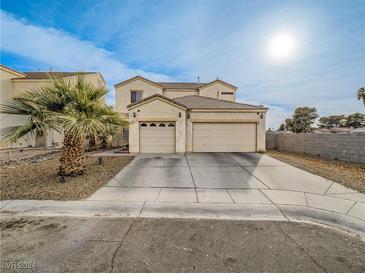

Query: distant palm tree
358 87 365 106
1 74 128 177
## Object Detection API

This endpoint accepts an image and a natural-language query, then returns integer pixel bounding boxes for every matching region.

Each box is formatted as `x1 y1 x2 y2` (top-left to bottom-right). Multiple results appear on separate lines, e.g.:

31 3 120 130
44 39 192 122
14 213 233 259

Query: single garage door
140 122 176 153
193 123 256 152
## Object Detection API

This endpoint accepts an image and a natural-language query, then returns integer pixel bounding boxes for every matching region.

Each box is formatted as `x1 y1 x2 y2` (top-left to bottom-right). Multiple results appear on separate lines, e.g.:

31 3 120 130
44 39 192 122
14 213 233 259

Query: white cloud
0 11 172 104
266 105 292 130
109 3 364 127
237 98 292 129
1 4 364 128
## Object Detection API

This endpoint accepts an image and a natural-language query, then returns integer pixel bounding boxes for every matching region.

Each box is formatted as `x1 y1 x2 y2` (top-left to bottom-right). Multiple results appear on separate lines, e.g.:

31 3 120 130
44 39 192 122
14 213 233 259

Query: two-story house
0 64 106 149
114 76 268 154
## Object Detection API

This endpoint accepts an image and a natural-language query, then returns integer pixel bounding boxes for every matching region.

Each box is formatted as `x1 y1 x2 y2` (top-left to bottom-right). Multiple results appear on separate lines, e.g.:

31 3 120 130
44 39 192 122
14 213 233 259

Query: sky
1 0 364 129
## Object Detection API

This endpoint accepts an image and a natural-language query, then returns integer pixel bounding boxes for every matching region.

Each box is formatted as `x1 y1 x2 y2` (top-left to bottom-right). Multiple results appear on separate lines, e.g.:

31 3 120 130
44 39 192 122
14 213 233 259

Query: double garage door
139 122 256 153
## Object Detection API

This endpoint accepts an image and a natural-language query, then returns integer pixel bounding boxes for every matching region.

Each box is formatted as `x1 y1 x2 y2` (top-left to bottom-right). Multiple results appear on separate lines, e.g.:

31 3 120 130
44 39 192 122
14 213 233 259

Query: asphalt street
1 216 365 272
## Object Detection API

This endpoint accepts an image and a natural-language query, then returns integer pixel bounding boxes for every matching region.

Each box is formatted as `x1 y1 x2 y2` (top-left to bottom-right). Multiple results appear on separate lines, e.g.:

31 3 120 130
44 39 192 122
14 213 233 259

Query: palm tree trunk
59 133 86 176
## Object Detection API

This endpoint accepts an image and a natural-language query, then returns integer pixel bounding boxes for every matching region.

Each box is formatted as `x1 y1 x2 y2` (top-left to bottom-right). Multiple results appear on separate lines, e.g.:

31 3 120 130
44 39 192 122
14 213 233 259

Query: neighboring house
0 65 106 149
330 127 352 134
114 76 268 153
313 127 353 134
312 128 331 134
351 127 365 133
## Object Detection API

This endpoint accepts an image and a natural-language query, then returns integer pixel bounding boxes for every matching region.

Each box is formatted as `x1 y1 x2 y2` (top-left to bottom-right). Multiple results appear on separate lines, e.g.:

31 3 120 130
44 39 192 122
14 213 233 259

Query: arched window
159 123 166 127
150 123 156 127
168 123 175 127
140 123 147 127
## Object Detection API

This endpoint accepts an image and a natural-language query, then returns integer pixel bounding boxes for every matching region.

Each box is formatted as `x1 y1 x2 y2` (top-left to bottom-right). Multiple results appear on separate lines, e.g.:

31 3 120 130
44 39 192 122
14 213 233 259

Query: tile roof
156 82 208 89
173 95 266 110
127 94 187 109
114 76 237 90
128 94 266 110
22 72 95 79
155 80 237 90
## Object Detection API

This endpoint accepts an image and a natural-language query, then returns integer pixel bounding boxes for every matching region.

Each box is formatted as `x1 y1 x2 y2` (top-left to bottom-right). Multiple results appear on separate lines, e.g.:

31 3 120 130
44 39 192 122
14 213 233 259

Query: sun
268 33 295 60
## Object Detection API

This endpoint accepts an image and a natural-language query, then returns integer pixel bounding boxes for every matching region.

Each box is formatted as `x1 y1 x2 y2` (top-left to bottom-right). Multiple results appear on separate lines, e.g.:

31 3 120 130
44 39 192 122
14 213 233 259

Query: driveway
88 153 363 208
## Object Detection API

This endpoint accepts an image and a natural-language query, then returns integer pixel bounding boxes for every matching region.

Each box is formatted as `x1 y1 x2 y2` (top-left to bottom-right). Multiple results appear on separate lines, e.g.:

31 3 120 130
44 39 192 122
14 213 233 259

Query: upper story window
221 92 234 95
131 91 143 103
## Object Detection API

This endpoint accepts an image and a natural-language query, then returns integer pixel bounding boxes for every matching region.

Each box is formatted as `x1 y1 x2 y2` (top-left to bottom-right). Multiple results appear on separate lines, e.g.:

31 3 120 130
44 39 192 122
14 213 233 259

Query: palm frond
1 72 127 145
1 123 37 143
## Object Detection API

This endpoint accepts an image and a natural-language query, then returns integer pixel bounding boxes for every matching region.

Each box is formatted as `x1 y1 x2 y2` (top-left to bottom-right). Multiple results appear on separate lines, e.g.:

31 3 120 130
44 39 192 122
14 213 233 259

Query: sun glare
268 33 295 60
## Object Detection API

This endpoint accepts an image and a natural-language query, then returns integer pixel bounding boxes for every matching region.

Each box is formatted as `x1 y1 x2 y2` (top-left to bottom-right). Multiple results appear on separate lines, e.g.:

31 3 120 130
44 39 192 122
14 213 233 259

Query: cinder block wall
266 132 365 163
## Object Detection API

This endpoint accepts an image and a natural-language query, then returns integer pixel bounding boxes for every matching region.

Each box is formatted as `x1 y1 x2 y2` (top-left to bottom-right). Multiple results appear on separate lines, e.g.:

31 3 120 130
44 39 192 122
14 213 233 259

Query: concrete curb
1 200 364 241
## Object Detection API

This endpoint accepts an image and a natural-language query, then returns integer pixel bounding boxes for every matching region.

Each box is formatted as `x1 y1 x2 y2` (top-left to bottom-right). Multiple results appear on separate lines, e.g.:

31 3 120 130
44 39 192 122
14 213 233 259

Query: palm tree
358 87 365 106
1 73 128 177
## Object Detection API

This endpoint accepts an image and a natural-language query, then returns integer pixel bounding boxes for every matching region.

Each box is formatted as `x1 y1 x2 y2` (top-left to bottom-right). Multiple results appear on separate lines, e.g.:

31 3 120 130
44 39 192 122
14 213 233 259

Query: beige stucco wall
115 78 238 114
128 98 186 154
186 110 266 152
0 69 105 149
1 69 18 102
163 89 199 99
115 79 163 114
0 69 35 149
128 99 267 154
199 82 236 101
118 77 267 154
11 74 104 98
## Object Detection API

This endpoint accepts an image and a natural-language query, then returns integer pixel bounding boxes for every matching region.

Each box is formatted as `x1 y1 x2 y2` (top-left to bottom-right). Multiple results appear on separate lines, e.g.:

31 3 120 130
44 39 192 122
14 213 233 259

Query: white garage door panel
140 123 175 153
193 123 256 152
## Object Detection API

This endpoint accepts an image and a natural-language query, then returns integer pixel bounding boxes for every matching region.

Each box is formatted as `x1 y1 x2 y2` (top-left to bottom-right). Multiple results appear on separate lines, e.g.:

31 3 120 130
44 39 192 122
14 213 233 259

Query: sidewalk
1 198 364 240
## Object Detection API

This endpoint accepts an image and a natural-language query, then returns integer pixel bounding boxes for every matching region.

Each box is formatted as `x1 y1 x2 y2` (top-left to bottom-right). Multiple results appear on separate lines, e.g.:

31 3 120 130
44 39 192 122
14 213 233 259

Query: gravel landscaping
266 150 365 193
0 153 134 200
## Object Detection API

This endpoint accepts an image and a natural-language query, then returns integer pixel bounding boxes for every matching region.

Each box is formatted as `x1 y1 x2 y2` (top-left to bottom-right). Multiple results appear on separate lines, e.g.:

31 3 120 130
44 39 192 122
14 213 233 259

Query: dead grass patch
266 150 365 193
0 154 133 200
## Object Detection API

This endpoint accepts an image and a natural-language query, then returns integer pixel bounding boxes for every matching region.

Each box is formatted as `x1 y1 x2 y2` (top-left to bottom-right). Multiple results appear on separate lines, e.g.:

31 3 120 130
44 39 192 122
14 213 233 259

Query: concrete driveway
93 152 332 191
2 153 363 238
88 152 360 204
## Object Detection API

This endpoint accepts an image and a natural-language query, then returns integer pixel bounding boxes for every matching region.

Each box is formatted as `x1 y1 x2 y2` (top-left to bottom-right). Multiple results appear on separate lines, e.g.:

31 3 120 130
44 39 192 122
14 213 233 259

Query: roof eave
127 94 187 110
163 87 200 91
0 64 28 78
114 76 163 89
188 107 268 112
198 79 238 91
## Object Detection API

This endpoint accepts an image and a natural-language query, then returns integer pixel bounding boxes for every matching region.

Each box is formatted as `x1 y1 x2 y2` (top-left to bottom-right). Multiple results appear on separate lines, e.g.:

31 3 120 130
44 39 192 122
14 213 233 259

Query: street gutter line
274 223 327 272
109 219 135 273
258 189 290 221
